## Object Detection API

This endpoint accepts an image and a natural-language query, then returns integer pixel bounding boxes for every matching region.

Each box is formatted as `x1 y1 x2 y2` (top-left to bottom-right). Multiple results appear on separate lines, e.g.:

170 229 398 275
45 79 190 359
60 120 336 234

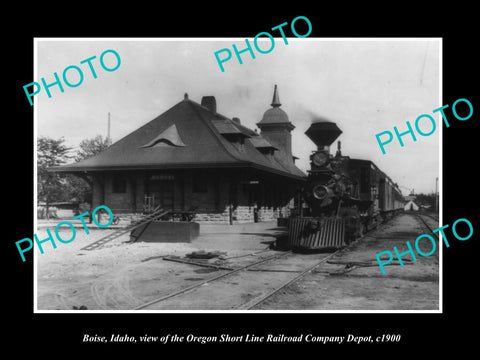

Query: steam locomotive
287 119 404 250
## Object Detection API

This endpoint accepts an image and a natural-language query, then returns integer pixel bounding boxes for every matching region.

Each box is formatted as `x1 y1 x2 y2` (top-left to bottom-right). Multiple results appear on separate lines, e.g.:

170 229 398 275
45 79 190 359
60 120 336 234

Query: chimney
201 96 217 113
232 117 241 124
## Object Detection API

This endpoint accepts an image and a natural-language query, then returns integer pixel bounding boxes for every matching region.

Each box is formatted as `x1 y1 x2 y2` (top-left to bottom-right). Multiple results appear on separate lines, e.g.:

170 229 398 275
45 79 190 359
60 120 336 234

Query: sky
35 38 441 195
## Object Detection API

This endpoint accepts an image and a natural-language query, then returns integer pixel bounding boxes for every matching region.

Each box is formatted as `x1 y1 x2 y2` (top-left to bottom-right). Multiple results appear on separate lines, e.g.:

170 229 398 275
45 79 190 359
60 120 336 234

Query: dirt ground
255 214 440 311
36 221 279 310
36 213 439 311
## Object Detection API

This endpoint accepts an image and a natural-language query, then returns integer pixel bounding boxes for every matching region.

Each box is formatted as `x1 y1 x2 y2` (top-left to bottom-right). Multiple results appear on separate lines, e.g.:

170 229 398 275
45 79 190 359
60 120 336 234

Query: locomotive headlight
312 151 329 167
313 185 329 200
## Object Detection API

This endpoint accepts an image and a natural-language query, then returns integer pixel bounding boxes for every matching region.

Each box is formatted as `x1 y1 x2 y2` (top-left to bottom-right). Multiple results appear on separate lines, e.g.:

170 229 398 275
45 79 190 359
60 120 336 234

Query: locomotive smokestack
305 117 343 151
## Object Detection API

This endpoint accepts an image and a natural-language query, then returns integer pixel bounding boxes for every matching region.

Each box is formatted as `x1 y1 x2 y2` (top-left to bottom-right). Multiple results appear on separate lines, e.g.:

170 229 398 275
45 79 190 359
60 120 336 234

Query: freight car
287 118 404 250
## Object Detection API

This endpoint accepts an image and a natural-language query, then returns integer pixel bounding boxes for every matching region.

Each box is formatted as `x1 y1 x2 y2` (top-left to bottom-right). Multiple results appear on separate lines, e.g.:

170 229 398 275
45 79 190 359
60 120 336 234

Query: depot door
147 176 175 210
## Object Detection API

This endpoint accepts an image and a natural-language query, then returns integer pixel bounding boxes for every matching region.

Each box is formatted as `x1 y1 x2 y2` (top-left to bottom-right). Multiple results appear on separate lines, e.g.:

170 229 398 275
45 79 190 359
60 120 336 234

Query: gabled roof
52 97 306 180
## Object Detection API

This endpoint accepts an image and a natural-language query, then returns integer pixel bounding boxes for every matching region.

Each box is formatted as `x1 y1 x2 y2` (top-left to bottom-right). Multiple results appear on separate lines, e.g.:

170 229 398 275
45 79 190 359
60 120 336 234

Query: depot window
112 176 127 193
193 176 208 193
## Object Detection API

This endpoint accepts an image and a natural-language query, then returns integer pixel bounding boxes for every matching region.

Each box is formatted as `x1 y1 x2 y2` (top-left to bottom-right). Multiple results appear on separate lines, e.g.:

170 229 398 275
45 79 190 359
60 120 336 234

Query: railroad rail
235 250 340 310
414 213 440 240
132 212 407 310
134 250 294 310
418 212 439 223
134 248 345 310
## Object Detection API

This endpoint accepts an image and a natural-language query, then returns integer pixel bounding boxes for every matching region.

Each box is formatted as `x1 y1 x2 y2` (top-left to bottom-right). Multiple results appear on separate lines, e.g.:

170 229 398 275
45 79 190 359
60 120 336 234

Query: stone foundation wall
193 205 291 224
193 211 231 223
96 206 291 226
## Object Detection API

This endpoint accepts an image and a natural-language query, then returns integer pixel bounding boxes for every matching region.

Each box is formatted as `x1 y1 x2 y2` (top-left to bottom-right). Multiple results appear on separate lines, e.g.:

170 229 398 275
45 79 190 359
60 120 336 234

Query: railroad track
414 213 440 240
235 250 339 310
132 214 406 311
418 212 439 223
133 249 341 311
237 212 421 310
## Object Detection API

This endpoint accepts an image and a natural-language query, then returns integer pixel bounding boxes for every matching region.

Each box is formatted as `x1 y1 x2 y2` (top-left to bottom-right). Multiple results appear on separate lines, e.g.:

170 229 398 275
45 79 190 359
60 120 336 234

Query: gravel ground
36 214 439 311
36 221 280 310
253 213 440 311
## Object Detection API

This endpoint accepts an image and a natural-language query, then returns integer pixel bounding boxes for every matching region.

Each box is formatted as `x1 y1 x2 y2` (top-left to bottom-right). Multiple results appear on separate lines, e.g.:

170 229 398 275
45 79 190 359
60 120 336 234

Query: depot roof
52 95 306 180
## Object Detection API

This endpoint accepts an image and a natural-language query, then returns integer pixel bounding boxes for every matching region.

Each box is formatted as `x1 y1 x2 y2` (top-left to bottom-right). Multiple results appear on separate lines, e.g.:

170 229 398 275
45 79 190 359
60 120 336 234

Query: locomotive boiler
287 118 404 250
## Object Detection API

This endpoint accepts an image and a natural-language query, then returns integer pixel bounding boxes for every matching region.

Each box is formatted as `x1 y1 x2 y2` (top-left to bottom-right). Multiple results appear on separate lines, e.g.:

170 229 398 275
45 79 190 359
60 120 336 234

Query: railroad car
287 119 404 250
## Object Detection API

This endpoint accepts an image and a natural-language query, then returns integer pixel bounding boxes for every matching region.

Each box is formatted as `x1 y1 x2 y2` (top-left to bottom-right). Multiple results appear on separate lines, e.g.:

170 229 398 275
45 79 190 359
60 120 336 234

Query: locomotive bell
305 118 343 149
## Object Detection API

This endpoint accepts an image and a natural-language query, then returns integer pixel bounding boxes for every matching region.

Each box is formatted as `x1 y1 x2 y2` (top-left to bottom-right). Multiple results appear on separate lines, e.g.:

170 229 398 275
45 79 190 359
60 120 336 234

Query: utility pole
107 112 111 142
435 177 439 213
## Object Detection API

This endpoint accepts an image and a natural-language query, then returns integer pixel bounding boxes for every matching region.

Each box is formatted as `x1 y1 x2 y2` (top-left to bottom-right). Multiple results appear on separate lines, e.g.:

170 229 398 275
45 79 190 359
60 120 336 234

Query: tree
37 136 72 219
64 135 112 210
415 193 436 209
75 135 111 162
37 135 111 220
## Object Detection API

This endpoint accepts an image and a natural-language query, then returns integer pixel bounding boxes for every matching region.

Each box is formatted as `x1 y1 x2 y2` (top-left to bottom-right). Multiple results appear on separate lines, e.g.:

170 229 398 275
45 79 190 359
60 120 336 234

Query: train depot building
53 86 306 224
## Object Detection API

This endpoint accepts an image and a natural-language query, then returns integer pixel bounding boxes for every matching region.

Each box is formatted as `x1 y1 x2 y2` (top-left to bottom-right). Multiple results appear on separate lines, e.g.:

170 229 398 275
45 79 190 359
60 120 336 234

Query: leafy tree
37 135 111 219
75 135 111 162
64 135 112 210
63 174 92 204
37 136 72 219
415 193 437 209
